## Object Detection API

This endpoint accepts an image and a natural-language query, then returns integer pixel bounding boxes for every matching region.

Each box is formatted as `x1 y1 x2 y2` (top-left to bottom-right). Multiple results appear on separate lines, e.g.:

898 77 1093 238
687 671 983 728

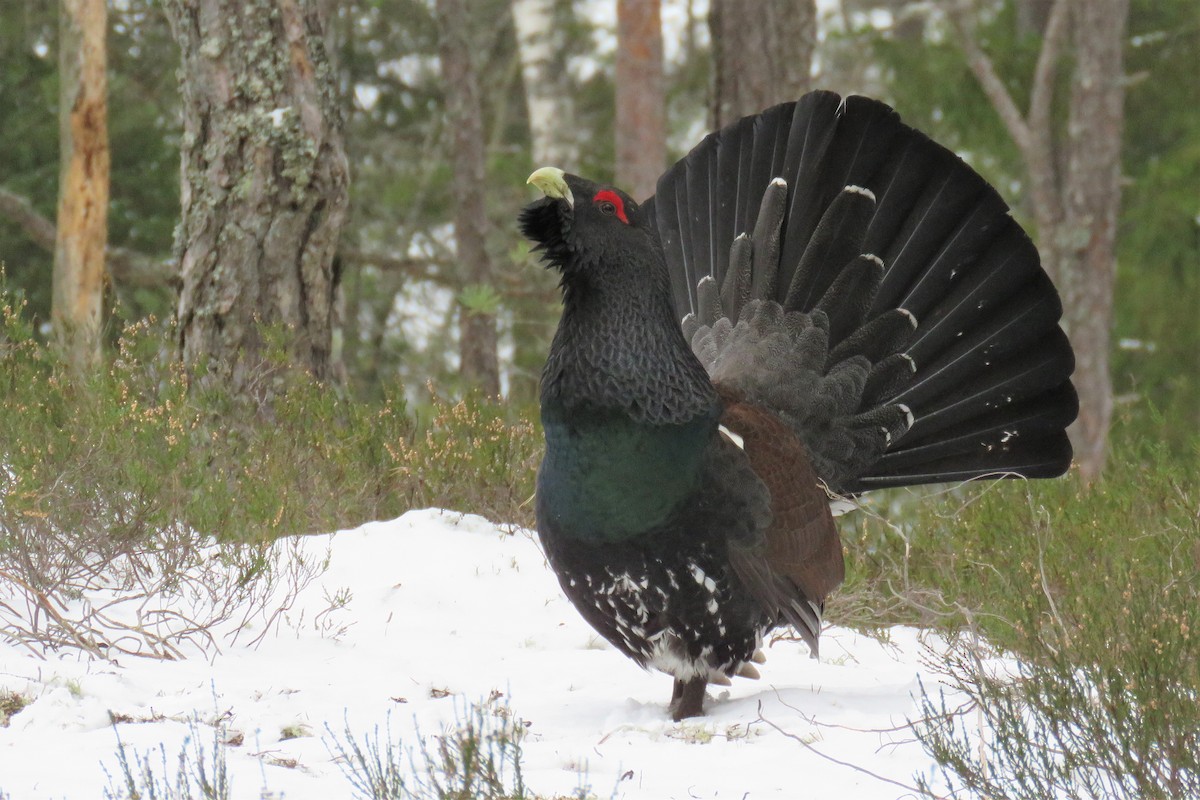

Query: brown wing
717 384 844 653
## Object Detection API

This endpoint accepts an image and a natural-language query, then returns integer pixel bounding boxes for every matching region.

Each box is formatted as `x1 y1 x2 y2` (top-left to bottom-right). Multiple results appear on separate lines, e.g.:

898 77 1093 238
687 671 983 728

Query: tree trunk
1057 0 1128 477
1017 0 1055 37
53 0 109 375
161 0 349 401
709 0 816 128
947 0 1127 479
435 0 501 397
615 0 665 202
513 0 577 168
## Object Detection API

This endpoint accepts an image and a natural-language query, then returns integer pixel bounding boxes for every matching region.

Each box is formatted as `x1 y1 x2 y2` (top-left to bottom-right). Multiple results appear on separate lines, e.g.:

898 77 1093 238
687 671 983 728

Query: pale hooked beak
527 167 574 208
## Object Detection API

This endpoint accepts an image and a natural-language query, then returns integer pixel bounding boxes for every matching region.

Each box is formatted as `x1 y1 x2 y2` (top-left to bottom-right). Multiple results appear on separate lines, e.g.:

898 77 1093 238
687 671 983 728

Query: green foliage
459 283 504 315
0 1 179 324
835 433 1199 798
868 4 1029 191
0 285 539 550
0 689 28 728
1111 1 1200 455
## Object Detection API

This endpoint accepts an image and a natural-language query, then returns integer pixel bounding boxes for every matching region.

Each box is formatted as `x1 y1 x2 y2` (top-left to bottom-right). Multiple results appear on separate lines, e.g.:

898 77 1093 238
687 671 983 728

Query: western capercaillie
520 91 1078 720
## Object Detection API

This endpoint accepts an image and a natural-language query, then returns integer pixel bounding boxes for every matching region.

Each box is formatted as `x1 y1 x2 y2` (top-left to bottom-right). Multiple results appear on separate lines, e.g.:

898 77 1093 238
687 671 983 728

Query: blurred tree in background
0 0 1196 465
53 0 109 375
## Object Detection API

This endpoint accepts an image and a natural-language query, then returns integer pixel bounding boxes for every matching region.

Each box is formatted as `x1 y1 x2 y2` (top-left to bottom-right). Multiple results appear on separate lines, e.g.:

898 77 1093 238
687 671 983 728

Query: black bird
520 91 1077 721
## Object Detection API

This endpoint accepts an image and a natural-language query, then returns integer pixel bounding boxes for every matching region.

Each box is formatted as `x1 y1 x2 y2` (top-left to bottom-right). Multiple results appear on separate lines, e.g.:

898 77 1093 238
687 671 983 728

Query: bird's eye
591 190 630 224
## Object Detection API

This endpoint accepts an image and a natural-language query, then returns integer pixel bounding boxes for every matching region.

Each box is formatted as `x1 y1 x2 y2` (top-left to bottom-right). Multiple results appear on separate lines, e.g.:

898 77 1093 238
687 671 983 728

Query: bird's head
519 167 655 285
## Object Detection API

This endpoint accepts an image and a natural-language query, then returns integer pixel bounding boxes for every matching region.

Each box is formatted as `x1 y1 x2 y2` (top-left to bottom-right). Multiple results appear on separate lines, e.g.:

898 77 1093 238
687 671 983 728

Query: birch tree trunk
513 0 577 167
709 0 816 128
615 0 665 202
435 0 501 396
53 0 109 375
161 0 349 401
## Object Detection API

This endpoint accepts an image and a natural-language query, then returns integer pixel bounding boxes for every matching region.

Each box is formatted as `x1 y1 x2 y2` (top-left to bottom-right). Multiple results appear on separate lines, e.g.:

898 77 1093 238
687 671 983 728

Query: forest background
1 2 1198 795
2 0 1195 461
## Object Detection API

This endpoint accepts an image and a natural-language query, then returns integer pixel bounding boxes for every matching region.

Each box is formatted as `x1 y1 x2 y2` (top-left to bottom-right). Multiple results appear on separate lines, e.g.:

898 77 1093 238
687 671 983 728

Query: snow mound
0 509 953 798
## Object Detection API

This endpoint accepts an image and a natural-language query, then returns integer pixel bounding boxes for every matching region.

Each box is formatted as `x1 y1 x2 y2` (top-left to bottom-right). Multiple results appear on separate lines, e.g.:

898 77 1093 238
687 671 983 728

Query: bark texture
709 0 816 128
948 0 1128 478
435 0 501 396
162 0 349 399
1058 0 1128 477
615 0 665 202
513 0 578 167
53 0 109 374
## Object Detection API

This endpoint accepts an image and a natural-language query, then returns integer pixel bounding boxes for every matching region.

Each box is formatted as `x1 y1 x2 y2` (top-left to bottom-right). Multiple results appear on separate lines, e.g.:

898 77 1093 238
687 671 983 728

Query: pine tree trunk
53 0 109 375
435 0 501 397
615 0 665 202
1057 0 1128 478
162 0 349 401
709 0 816 128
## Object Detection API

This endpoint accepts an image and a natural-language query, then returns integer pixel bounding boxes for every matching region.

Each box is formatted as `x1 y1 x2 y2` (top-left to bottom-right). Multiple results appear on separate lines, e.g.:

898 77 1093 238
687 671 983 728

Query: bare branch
337 246 454 285
943 1 1033 155
753 700 926 795
1029 0 1071 138
0 184 174 288
0 186 57 251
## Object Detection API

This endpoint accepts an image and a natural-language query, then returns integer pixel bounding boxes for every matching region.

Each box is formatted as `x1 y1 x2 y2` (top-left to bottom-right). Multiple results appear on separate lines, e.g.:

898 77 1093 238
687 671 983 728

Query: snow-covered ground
0 509 956 799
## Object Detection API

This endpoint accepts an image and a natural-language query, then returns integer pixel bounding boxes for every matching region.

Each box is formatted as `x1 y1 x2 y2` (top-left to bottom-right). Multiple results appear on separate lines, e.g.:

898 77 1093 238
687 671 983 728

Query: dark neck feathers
541 246 719 425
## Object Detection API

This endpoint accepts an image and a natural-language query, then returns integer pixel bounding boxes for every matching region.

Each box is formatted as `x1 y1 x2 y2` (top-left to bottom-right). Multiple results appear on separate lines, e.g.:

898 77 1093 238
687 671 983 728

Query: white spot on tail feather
845 185 876 202
898 308 918 328
770 176 788 188
863 253 885 270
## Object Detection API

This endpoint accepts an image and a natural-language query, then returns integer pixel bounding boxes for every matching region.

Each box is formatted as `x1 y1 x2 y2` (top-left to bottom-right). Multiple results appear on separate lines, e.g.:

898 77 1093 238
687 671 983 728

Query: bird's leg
669 676 707 721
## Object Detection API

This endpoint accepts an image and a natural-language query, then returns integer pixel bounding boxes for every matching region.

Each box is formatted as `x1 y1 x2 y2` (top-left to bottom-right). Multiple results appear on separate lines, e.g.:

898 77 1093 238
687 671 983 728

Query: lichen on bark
162 0 349 402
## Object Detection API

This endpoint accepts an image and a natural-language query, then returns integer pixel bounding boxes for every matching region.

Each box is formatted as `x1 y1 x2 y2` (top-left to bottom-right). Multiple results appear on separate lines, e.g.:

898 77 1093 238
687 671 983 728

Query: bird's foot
669 676 708 721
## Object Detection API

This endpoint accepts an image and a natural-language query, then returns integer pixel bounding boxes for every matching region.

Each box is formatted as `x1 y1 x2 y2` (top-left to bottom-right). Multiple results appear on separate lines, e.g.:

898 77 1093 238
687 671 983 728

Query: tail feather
899 330 1075 444
785 185 877 313
720 234 753 318
896 286 1068 411
893 192 1014 318
905 232 1047 365
828 307 918 367
880 161 990 297
745 104 793 236
813 253 885 344
777 94 847 298
685 150 714 310
713 115 752 268
857 434 1074 489
874 383 1078 475
749 178 789 302
643 91 1078 493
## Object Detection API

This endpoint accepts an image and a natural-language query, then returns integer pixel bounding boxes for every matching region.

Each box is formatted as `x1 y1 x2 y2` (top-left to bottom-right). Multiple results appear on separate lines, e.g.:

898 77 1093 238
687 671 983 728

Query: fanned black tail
643 91 1077 495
